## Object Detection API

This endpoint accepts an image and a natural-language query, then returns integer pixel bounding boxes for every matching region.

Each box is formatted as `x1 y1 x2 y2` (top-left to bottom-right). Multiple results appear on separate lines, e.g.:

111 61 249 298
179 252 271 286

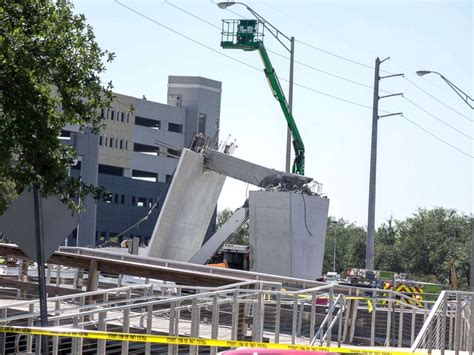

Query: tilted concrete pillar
146 149 225 261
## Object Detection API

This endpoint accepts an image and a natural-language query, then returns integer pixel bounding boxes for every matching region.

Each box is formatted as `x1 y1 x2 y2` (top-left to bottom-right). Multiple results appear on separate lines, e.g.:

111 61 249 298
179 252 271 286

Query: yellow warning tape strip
0 325 423 354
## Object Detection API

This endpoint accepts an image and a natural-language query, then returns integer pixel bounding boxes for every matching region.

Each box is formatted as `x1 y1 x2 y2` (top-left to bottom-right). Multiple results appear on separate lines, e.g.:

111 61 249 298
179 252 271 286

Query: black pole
33 187 49 354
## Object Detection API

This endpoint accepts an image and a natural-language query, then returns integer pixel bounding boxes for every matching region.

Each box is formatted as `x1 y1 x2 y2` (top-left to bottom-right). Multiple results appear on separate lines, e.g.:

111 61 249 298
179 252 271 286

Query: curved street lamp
416 70 473 109
217 1 295 174
417 70 474 296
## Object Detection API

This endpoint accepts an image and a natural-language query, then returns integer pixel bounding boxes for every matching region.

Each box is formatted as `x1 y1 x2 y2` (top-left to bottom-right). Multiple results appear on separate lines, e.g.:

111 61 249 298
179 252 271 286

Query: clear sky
74 0 473 227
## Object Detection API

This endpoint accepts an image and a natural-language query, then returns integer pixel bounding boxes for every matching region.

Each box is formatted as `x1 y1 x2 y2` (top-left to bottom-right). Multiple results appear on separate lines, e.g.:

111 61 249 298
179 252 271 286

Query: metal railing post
253 290 264 342
231 290 239 340
398 302 405 347
121 288 131 355
386 291 393 347
52 301 60 355
189 295 200 355
326 288 334 346
291 295 298 344
441 294 447 355
168 301 176 355
97 292 109 355
310 292 316 341
297 297 305 337
454 293 461 355
145 285 154 355
27 303 34 353
275 292 282 343
210 294 219 355
370 289 376 346
349 288 359 343
0 308 6 355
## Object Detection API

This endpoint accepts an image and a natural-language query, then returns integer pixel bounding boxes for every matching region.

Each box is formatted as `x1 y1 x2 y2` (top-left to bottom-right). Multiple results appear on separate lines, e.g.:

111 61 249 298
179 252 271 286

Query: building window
121 195 125 204
121 112 125 122
136 116 160 130
101 108 105 119
114 194 119 204
115 138 118 149
109 138 114 148
167 148 179 157
110 110 115 120
125 141 128 150
168 122 183 133
198 113 206 135
119 139 123 150
127 113 130 123
137 197 147 207
99 136 103 146
105 137 108 146
131 196 136 206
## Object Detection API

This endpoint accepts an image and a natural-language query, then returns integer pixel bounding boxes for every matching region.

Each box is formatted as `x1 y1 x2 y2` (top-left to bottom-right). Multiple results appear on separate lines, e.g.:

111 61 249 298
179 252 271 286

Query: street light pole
417 69 473 291
416 70 474 109
417 69 473 350
218 1 295 174
332 222 338 272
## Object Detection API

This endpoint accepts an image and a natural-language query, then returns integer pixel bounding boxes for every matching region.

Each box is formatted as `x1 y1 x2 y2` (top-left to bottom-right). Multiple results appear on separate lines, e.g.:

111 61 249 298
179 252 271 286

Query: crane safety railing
411 290 473 354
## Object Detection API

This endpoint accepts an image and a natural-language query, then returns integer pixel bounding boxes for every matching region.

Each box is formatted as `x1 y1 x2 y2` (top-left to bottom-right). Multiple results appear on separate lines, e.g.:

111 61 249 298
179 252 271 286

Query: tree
323 218 367 274
1 0 114 213
374 217 403 272
217 208 249 245
396 208 471 287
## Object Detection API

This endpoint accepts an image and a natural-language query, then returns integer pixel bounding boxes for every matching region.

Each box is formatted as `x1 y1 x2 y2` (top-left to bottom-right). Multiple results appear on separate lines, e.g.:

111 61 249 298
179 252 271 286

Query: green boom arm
258 43 305 175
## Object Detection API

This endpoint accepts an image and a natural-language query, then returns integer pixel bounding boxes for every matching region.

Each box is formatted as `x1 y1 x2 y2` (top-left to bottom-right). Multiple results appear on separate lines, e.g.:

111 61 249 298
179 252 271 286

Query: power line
267 49 394 94
215 0 471 123
404 77 473 123
166 0 386 94
115 0 381 112
404 97 473 140
296 39 376 71
401 114 473 159
115 0 261 73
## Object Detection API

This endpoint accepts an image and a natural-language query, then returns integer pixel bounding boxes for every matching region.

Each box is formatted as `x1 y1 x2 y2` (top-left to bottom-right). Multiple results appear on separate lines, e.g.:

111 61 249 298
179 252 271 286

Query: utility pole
366 57 403 270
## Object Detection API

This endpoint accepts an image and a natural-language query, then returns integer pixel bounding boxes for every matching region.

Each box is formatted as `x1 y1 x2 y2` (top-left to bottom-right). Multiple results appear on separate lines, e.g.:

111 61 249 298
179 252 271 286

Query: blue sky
75 0 473 227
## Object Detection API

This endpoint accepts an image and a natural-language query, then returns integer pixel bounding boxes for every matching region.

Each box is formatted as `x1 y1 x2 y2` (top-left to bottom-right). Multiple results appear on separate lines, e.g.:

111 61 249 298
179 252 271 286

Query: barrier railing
411 290 472 354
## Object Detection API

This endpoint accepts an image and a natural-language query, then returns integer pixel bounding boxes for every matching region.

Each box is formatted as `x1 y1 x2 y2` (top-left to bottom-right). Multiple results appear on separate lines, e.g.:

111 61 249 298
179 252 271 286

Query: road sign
0 189 79 262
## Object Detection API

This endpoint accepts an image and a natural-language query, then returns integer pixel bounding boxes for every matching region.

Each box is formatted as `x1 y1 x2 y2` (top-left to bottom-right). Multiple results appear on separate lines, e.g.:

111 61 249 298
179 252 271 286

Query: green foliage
323 218 367 273
323 208 472 289
0 0 114 213
217 208 249 245
395 208 471 287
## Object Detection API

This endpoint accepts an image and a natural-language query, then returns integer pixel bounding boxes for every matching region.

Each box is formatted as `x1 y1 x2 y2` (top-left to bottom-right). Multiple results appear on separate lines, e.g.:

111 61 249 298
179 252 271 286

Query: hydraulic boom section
221 19 305 175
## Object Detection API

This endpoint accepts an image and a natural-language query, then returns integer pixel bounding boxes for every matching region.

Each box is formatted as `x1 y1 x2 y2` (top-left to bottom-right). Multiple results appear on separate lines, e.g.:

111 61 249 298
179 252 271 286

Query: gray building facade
65 76 222 247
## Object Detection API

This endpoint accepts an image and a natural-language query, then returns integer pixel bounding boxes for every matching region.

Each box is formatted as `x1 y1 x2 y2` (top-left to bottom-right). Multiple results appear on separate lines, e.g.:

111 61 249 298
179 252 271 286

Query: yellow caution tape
0 325 423 354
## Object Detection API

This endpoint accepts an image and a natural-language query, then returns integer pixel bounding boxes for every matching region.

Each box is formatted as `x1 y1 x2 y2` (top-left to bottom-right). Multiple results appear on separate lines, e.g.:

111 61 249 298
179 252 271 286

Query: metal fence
411 290 473 354
0 275 448 355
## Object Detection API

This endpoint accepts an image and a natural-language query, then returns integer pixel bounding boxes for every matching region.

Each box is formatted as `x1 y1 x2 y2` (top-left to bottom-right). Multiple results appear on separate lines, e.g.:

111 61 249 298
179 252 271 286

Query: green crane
221 19 305 175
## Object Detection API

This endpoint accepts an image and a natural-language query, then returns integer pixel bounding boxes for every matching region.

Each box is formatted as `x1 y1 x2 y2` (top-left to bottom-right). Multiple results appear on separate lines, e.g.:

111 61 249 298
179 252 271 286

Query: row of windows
101 108 130 123
103 192 171 207
99 136 129 150
96 231 151 246
134 115 183 134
